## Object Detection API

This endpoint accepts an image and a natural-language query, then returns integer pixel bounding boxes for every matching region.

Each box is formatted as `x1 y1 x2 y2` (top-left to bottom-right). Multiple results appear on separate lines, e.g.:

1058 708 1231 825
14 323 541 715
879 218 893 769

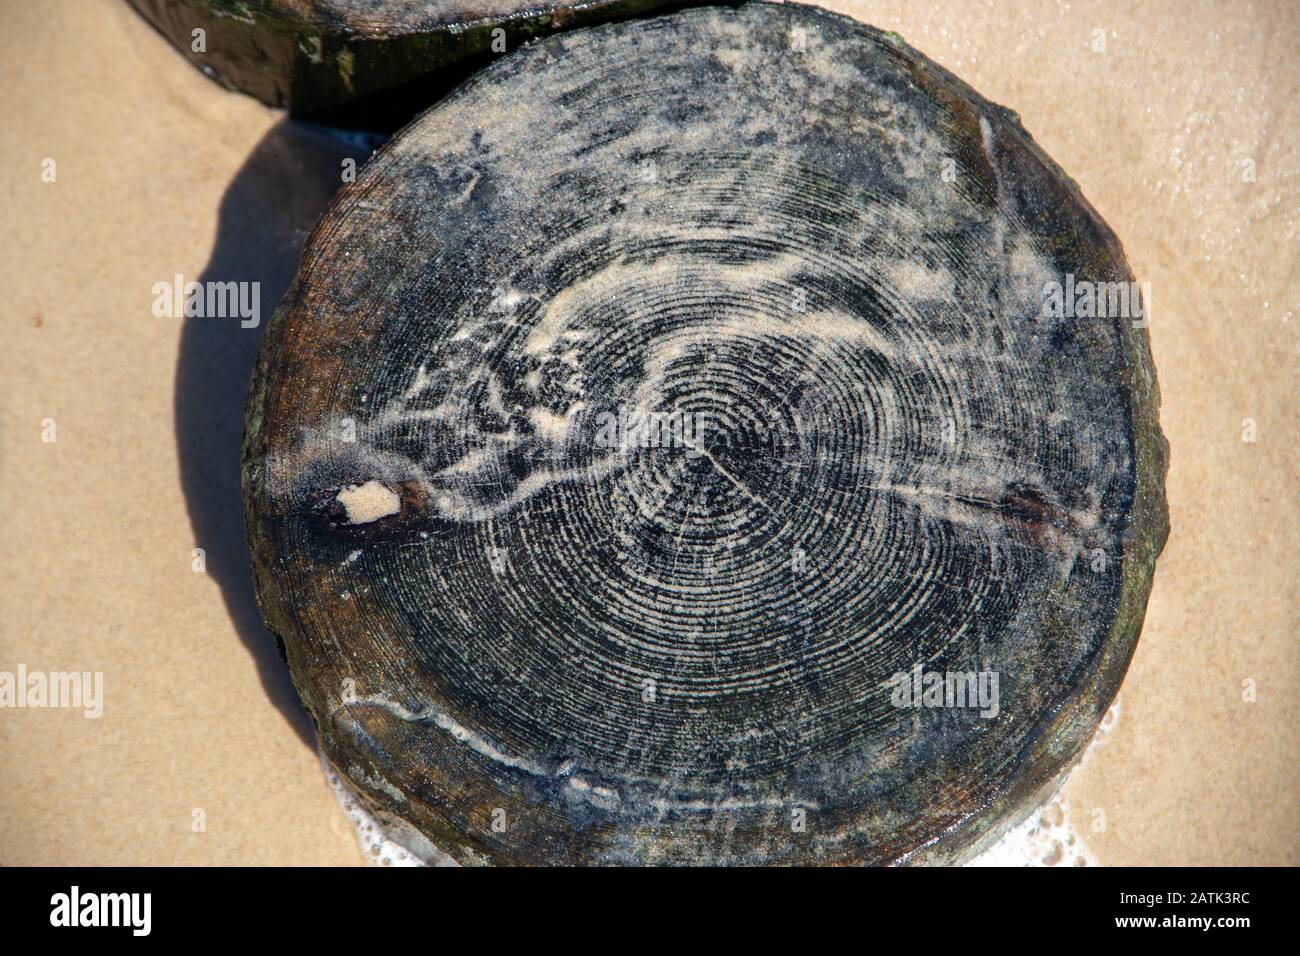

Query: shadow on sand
177 119 371 747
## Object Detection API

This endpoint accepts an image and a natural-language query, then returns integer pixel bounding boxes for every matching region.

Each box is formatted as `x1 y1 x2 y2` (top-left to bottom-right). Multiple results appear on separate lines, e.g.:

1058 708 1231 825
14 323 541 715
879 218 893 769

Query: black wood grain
243 2 1169 865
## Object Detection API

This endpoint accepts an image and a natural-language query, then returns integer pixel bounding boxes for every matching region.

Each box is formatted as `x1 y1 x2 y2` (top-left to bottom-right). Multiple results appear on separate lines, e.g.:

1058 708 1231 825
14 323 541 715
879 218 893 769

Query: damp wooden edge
126 0 689 123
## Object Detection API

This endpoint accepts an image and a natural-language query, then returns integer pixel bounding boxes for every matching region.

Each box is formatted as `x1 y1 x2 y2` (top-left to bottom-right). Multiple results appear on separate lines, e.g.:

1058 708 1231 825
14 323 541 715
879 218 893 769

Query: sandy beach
1 0 1295 865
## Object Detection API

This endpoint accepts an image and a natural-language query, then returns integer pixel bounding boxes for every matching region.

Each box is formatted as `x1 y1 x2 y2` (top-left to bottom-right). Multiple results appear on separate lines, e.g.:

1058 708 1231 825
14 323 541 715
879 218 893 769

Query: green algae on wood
243 2 1169 865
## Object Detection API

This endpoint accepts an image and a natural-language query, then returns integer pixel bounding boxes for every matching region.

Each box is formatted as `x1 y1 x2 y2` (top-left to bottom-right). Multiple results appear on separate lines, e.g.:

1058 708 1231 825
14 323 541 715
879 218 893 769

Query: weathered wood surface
126 0 683 122
243 2 1169 865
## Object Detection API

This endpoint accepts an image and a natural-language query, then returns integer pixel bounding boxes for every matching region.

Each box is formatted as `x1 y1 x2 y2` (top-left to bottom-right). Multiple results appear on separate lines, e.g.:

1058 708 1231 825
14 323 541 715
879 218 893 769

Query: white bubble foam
319 751 438 867
966 697 1121 867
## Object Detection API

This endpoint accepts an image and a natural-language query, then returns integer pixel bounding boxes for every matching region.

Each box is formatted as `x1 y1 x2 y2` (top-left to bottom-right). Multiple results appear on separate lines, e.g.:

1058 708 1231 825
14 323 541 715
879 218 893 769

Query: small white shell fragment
335 480 400 525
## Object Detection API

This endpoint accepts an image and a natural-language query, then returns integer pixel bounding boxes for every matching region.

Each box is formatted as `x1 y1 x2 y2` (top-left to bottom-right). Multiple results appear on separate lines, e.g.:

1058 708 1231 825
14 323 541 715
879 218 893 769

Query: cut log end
243 2 1168 865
